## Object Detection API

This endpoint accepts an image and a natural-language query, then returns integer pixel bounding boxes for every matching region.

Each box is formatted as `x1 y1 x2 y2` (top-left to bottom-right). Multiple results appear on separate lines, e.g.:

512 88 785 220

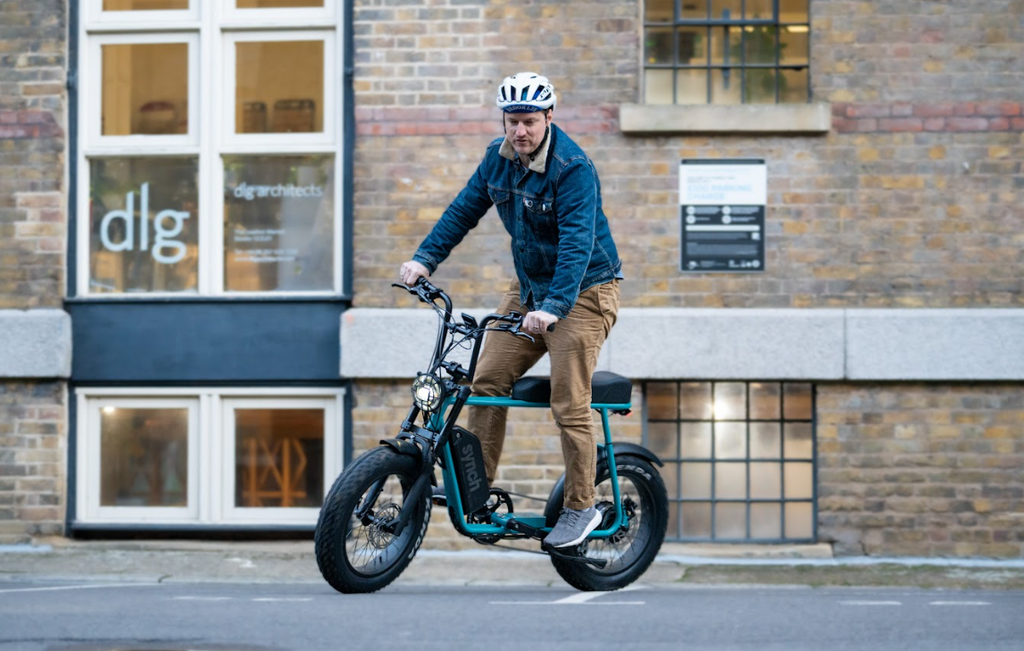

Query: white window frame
221 30 336 150
84 32 200 150
76 388 345 526
88 0 199 26
79 396 201 523
77 1 344 298
220 396 339 524
221 1 337 29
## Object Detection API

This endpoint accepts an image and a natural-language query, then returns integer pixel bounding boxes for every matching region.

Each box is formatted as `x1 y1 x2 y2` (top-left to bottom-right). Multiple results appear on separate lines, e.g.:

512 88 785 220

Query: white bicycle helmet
496 72 556 113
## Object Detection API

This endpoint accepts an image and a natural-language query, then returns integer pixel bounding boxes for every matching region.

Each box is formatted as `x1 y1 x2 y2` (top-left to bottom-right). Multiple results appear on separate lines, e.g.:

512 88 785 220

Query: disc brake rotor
365 502 401 549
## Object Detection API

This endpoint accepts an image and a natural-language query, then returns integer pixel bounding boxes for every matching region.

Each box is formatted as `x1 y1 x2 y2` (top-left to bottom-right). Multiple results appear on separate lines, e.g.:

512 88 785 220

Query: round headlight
411 373 445 412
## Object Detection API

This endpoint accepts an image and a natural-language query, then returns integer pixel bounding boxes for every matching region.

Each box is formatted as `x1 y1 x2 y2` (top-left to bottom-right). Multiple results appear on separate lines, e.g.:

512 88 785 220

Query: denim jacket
413 124 622 319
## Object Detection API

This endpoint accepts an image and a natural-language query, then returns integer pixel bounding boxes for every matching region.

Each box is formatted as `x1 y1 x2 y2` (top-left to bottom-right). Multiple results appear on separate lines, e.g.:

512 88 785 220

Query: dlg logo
99 183 190 264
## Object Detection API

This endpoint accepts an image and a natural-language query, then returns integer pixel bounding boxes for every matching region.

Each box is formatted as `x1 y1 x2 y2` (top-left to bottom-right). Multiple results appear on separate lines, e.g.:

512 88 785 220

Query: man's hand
399 260 430 286
522 310 559 336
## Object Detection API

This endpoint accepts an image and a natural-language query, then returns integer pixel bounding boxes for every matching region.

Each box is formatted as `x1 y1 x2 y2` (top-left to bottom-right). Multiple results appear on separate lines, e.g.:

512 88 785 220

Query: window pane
749 382 780 419
750 422 780 458
102 43 188 136
744 26 777 65
780 26 809 65
750 462 780 499
647 421 678 460
100 407 188 507
714 383 746 420
783 383 813 419
710 0 741 20
681 422 712 458
645 0 673 22
780 0 810 23
662 462 680 498
223 155 334 292
783 422 814 458
644 27 673 65
715 462 745 499
681 382 712 419
780 68 809 103
676 69 708 104
784 462 814 499
681 0 708 19
677 27 707 65
681 502 711 537
715 503 745 538
681 462 711 498
710 25 743 65
746 0 773 19
89 157 199 294
236 40 324 134
715 422 746 458
237 0 324 6
785 502 814 538
750 503 781 538
104 0 189 10
745 68 777 103
645 68 675 105
646 382 678 420
235 408 324 508
668 501 681 538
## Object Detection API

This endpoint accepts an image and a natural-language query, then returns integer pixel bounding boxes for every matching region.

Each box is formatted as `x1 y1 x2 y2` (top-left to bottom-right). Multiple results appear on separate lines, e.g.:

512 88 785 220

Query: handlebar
393 279 555 338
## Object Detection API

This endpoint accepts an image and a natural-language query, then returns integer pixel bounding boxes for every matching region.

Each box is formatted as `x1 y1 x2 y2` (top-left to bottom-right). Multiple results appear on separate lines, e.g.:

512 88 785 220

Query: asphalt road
1 580 1022 651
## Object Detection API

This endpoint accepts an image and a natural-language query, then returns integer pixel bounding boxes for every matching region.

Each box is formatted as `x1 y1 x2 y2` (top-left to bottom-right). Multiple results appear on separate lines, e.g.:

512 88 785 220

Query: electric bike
315 279 668 592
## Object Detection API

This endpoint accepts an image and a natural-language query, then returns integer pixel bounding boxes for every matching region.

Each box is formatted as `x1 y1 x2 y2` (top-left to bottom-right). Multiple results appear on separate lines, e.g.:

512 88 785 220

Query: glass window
104 0 189 10
234 408 325 508
100 406 189 507
235 40 324 134
237 0 324 6
102 43 189 136
646 381 816 542
80 391 342 525
643 0 810 104
79 13 341 298
223 155 334 292
88 157 199 294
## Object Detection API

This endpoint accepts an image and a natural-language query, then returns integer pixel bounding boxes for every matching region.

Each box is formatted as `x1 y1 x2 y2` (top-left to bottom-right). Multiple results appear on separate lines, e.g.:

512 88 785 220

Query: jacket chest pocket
488 188 512 225
523 197 557 232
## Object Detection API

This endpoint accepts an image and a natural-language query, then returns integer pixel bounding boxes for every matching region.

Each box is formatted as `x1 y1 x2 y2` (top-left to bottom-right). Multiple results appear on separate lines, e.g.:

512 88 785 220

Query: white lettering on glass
98 183 190 264
231 182 324 201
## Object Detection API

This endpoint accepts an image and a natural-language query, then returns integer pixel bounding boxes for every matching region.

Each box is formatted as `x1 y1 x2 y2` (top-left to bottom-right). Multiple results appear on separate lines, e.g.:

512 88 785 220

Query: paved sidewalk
2 539 1023 590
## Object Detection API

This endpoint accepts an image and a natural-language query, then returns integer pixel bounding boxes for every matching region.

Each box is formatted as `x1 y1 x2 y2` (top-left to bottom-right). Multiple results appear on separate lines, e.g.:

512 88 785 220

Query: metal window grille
644 381 817 542
643 0 811 104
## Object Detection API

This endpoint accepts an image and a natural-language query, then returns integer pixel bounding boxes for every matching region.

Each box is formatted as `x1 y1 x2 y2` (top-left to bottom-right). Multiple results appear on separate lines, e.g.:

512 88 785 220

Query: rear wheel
547 456 668 591
315 446 431 594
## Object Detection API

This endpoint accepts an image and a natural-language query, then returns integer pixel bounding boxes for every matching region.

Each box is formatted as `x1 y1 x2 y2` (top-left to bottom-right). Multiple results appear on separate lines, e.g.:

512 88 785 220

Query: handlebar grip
546 323 556 332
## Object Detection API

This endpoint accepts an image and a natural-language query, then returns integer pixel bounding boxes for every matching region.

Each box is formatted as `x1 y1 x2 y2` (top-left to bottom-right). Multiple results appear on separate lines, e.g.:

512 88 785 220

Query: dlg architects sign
679 159 766 273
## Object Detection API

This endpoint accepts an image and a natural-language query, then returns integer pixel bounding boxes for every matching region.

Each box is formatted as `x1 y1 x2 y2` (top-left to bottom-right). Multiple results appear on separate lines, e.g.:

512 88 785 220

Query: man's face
504 110 553 157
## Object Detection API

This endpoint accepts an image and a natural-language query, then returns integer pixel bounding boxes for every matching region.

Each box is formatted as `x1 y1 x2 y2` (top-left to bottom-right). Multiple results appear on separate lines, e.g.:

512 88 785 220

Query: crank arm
545 546 609 570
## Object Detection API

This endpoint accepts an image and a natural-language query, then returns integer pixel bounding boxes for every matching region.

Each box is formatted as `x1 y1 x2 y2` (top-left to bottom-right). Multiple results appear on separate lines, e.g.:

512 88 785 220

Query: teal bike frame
430 395 633 540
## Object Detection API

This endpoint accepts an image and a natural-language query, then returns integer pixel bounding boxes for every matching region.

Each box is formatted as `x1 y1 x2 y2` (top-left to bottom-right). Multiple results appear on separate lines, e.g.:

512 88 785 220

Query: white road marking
252 597 314 602
490 585 645 606
929 601 991 606
839 600 903 606
0 583 160 595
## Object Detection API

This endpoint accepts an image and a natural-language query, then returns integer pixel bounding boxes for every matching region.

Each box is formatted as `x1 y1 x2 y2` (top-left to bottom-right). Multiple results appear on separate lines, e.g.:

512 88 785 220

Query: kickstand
544 545 608 569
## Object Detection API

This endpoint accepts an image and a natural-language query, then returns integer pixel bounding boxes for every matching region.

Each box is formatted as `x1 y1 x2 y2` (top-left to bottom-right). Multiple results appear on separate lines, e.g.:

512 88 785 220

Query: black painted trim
67 0 79 298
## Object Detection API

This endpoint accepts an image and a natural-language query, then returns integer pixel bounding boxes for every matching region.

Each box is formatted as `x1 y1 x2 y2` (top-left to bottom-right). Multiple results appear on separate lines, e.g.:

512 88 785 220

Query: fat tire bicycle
315 279 668 593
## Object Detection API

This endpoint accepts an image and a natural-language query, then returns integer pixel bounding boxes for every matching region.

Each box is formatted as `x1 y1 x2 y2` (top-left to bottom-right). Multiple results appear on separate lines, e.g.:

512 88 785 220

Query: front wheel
546 456 668 591
315 446 431 593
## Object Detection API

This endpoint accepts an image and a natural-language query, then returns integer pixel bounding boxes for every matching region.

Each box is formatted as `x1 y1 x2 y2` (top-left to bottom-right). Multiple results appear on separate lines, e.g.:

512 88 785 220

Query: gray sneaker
543 506 602 549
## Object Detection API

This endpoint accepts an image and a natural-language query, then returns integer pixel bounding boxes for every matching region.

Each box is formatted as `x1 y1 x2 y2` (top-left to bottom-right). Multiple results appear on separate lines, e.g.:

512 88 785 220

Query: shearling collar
498 124 551 174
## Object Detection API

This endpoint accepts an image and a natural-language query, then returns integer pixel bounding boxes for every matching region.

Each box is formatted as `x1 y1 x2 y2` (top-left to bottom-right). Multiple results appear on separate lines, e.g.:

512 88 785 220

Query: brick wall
0 382 67 543
0 0 66 310
351 0 1023 311
817 384 1024 557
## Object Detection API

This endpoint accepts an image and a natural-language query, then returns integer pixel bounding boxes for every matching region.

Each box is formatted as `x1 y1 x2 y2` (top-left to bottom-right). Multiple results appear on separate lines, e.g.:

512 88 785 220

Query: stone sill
619 103 832 135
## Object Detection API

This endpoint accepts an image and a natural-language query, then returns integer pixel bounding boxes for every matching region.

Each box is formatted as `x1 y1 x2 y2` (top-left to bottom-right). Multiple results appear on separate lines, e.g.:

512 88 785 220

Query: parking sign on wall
679 159 766 273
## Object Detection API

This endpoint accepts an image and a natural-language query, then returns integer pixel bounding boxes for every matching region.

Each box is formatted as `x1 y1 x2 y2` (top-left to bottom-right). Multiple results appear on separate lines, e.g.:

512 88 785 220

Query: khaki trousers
467 279 620 510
